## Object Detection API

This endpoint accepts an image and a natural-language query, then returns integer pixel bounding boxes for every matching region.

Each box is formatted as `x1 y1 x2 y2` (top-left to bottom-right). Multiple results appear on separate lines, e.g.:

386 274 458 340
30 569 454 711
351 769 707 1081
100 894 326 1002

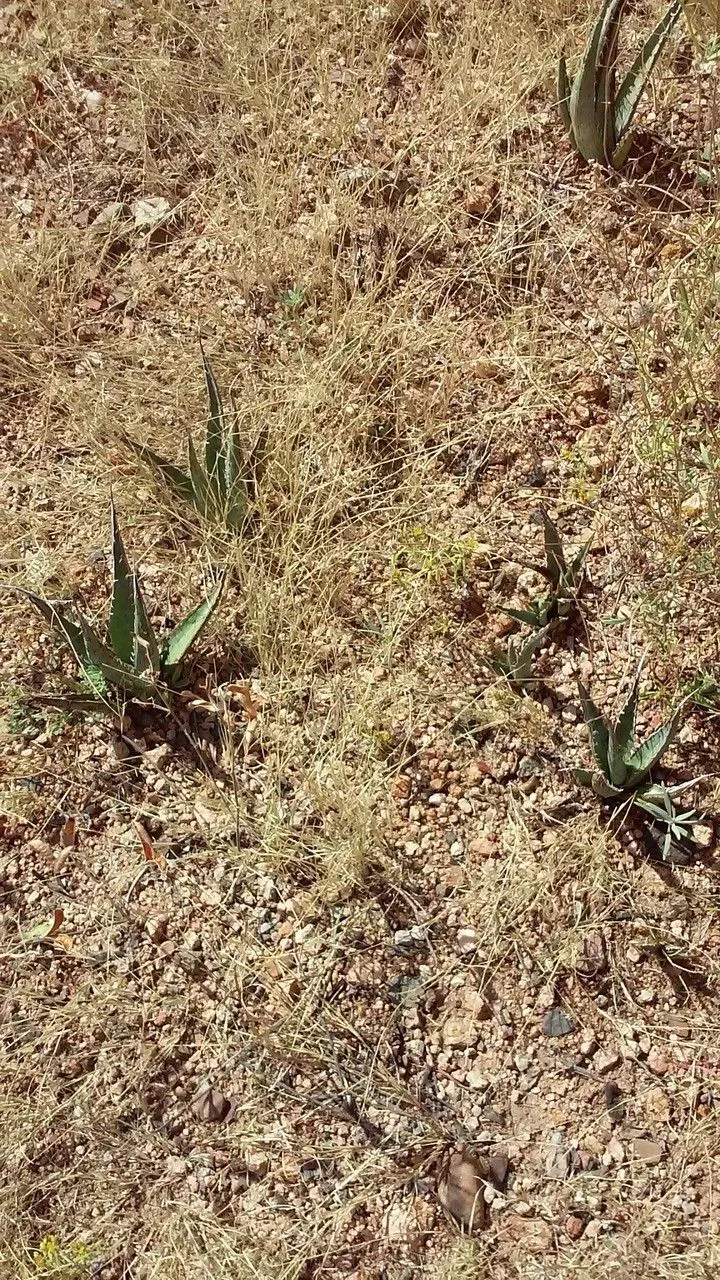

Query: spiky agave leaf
558 55 574 142
188 432 214 520
160 574 225 672
568 0 626 164
20 591 91 670
223 418 249 531
132 572 160 677
501 602 551 628
568 539 591 587
227 420 269 530
597 0 624 162
604 669 641 788
573 765 625 799
73 613 159 700
590 771 627 799
612 0 682 163
201 347 226 508
577 682 611 776
109 500 136 666
109 503 160 677
26 590 159 701
496 626 550 685
614 671 640 749
606 730 629 789
625 700 685 784
560 0 679 169
541 510 567 586
124 437 196 508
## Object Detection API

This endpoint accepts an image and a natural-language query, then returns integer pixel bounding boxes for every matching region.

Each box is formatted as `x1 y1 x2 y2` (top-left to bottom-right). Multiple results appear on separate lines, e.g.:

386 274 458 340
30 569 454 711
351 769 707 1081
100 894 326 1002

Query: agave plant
15 503 224 703
633 781 701 861
127 350 263 532
503 511 588 628
486 626 550 689
575 666 685 799
558 0 682 169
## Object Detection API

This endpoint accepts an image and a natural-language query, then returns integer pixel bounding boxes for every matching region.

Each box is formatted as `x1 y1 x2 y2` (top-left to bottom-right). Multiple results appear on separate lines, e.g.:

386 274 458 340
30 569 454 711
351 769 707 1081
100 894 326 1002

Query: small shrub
575 664 685 799
486 626 550 689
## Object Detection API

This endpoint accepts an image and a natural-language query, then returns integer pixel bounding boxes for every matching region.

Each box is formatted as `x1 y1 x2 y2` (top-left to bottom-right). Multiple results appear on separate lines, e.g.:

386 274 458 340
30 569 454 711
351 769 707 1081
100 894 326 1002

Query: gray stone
542 1007 574 1037
437 1151 488 1232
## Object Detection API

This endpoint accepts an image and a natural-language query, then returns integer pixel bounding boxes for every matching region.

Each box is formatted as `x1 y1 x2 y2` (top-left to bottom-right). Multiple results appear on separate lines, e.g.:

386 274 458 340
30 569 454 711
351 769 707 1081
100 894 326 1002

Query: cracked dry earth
3 1 720 1278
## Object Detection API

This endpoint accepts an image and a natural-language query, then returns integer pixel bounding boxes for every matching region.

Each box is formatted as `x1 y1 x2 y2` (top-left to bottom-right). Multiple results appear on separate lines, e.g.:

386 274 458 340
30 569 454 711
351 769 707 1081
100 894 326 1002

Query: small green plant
686 670 720 709
390 526 478 587
633 782 702 860
127 350 263 532
281 283 307 310
575 665 685 799
486 626 550 689
32 1234 92 1275
4 701 68 739
558 0 682 168
14 503 223 703
504 511 588 628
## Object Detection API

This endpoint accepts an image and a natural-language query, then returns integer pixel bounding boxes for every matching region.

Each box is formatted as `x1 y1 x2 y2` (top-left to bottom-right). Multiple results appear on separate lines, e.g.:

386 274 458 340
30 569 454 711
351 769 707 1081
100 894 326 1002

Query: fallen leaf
226 682 263 720
22 907 64 942
191 1084 233 1123
60 816 77 848
134 821 165 867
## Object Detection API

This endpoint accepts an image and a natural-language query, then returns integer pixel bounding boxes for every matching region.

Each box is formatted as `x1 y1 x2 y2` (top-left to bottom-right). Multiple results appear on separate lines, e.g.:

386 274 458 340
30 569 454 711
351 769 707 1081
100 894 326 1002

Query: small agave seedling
16 503 224 703
558 0 682 169
128 350 263 532
633 782 702 861
487 626 550 689
575 666 685 799
503 511 588 628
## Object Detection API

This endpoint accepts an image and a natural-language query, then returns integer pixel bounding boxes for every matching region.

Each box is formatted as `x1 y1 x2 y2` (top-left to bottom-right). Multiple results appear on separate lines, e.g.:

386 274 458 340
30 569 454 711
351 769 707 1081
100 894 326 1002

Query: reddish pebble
565 1214 586 1240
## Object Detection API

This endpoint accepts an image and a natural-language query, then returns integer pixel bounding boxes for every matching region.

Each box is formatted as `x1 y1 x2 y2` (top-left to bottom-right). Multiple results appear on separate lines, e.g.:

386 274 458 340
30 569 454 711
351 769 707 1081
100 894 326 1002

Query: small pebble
632 1138 663 1165
565 1214 586 1240
647 1048 669 1075
542 1007 574 1037
593 1048 620 1074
